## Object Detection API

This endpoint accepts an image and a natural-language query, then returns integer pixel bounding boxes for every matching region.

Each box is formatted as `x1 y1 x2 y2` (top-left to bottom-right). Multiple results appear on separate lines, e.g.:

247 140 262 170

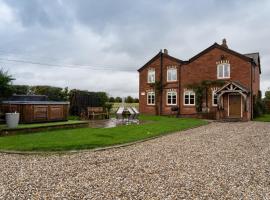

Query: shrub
104 102 113 113
253 91 266 117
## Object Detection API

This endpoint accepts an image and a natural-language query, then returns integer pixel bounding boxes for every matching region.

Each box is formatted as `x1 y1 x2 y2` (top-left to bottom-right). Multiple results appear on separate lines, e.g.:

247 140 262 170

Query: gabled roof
216 81 249 94
244 52 261 73
137 51 183 72
188 43 253 63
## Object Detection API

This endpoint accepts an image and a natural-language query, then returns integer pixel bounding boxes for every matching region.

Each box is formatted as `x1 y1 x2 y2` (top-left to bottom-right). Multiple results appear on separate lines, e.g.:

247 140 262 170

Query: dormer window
217 63 230 79
167 67 177 82
147 69 155 83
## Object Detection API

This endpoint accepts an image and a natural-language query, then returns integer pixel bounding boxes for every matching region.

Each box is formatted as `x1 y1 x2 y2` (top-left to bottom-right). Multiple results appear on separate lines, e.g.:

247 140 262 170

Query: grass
253 114 270 122
0 115 207 152
0 120 85 130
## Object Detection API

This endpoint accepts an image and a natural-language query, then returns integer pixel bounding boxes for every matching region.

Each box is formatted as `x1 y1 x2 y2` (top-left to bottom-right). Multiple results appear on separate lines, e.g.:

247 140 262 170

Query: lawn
254 114 270 122
0 115 207 152
0 120 86 130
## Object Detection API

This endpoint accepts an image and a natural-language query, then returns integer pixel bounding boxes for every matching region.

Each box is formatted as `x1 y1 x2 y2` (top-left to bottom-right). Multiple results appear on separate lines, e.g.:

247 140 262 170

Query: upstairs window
212 91 218 106
217 63 230 79
167 91 177 105
147 92 155 105
167 68 177 82
147 69 155 83
184 90 195 105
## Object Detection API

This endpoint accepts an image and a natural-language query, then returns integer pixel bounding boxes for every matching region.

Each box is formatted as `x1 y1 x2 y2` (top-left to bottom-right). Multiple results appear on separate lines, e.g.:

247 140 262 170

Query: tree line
0 69 139 103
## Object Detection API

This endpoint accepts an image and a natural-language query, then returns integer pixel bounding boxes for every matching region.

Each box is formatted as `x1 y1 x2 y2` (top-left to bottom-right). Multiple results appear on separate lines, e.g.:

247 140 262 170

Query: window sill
183 105 195 107
166 104 177 106
217 77 231 79
167 80 178 83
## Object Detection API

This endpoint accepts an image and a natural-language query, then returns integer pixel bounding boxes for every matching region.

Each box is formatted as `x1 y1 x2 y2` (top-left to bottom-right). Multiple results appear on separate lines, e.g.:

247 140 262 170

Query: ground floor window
147 92 155 105
167 91 177 105
212 91 218 106
184 90 195 105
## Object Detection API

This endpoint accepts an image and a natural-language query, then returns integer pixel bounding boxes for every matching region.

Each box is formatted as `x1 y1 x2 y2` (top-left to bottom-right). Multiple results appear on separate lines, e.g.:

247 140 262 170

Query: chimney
221 38 228 48
163 49 168 54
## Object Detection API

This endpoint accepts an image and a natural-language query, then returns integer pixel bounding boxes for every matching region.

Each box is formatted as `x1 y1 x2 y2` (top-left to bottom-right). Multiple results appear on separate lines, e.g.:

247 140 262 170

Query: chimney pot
221 38 228 48
164 49 168 54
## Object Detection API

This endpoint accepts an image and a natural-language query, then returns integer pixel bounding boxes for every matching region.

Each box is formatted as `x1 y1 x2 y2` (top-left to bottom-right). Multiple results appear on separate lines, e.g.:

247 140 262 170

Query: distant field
111 103 139 113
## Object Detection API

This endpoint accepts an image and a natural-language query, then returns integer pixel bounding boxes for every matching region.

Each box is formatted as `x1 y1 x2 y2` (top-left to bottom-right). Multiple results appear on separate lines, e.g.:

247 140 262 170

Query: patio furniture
132 107 139 118
87 107 108 120
127 107 135 120
116 107 125 119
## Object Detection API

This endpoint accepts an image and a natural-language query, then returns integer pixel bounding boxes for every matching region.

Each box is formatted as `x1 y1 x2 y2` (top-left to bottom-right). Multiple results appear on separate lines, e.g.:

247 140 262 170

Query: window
184 91 195 105
167 68 177 82
167 91 177 105
217 63 230 79
212 91 218 106
147 92 155 105
147 70 155 83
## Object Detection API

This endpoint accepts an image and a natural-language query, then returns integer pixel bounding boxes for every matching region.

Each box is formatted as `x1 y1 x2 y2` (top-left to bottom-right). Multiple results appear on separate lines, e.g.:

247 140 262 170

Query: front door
229 95 241 118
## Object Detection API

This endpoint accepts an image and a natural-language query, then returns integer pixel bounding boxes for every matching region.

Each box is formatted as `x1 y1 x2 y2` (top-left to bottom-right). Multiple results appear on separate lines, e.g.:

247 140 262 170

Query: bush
104 102 113 113
253 91 266 117
0 69 14 100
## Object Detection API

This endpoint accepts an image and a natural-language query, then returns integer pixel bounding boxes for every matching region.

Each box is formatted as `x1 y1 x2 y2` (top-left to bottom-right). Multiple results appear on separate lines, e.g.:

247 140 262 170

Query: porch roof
215 81 249 95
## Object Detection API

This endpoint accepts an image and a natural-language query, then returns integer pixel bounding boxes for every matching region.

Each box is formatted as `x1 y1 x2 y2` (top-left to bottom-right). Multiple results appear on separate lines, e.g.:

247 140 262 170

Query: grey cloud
0 0 270 97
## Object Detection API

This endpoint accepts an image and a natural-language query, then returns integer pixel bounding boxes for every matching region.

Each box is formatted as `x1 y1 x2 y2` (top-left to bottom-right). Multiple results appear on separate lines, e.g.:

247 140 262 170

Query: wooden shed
1 99 69 124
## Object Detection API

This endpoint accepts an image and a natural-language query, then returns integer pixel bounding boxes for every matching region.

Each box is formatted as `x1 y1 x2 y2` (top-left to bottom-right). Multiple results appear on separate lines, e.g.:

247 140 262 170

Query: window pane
168 69 177 81
148 71 155 83
147 92 155 104
167 93 171 104
224 65 229 77
218 65 223 77
190 98 194 104
172 96 176 104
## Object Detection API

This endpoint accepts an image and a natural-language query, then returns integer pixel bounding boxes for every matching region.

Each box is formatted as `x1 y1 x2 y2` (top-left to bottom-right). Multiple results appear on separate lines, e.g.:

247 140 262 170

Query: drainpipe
159 51 163 115
178 63 181 116
250 63 253 119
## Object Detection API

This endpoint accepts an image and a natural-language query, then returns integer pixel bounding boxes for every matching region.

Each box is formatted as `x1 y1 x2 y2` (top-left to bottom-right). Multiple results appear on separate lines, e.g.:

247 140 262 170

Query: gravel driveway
0 121 270 199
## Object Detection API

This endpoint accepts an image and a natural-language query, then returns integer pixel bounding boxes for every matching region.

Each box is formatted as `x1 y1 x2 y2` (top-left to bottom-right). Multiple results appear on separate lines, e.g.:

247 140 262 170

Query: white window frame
147 70 155 83
212 91 218 106
147 92 155 105
167 68 177 82
217 63 230 79
184 90 195 106
167 91 177 105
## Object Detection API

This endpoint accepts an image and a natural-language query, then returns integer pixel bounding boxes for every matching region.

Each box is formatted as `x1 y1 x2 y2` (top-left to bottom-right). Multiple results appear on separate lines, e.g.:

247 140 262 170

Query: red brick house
138 39 261 121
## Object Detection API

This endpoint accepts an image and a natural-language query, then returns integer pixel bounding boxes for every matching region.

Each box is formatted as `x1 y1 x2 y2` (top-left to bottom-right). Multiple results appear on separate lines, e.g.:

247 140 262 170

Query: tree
125 96 134 103
0 69 14 100
265 90 270 100
96 92 108 106
11 85 30 95
115 97 122 103
134 98 139 103
31 85 67 101
109 97 115 102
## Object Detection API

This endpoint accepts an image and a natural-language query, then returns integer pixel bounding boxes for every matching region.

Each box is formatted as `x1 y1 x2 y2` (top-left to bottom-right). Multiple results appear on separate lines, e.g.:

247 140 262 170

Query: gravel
0 121 270 199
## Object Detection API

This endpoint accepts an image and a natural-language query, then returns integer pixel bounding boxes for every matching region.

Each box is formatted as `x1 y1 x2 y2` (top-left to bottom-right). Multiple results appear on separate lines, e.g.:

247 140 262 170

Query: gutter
160 52 163 115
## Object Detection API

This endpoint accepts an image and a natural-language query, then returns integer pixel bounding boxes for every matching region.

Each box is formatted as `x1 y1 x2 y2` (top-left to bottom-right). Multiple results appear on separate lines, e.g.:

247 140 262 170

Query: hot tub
1 100 69 124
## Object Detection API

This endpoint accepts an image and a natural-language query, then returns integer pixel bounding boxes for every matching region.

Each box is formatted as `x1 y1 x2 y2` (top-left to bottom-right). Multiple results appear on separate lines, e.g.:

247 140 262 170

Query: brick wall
138 46 260 120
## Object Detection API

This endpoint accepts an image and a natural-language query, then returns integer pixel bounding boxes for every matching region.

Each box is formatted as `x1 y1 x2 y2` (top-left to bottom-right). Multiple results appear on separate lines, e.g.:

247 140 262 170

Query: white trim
183 90 195 106
228 94 229 117
217 63 230 79
167 68 177 82
147 69 155 83
147 92 155 105
167 91 177 105
212 90 218 107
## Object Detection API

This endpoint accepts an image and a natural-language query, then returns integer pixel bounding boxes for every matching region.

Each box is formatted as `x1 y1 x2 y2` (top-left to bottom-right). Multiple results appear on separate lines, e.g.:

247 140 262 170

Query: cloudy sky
0 0 269 97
